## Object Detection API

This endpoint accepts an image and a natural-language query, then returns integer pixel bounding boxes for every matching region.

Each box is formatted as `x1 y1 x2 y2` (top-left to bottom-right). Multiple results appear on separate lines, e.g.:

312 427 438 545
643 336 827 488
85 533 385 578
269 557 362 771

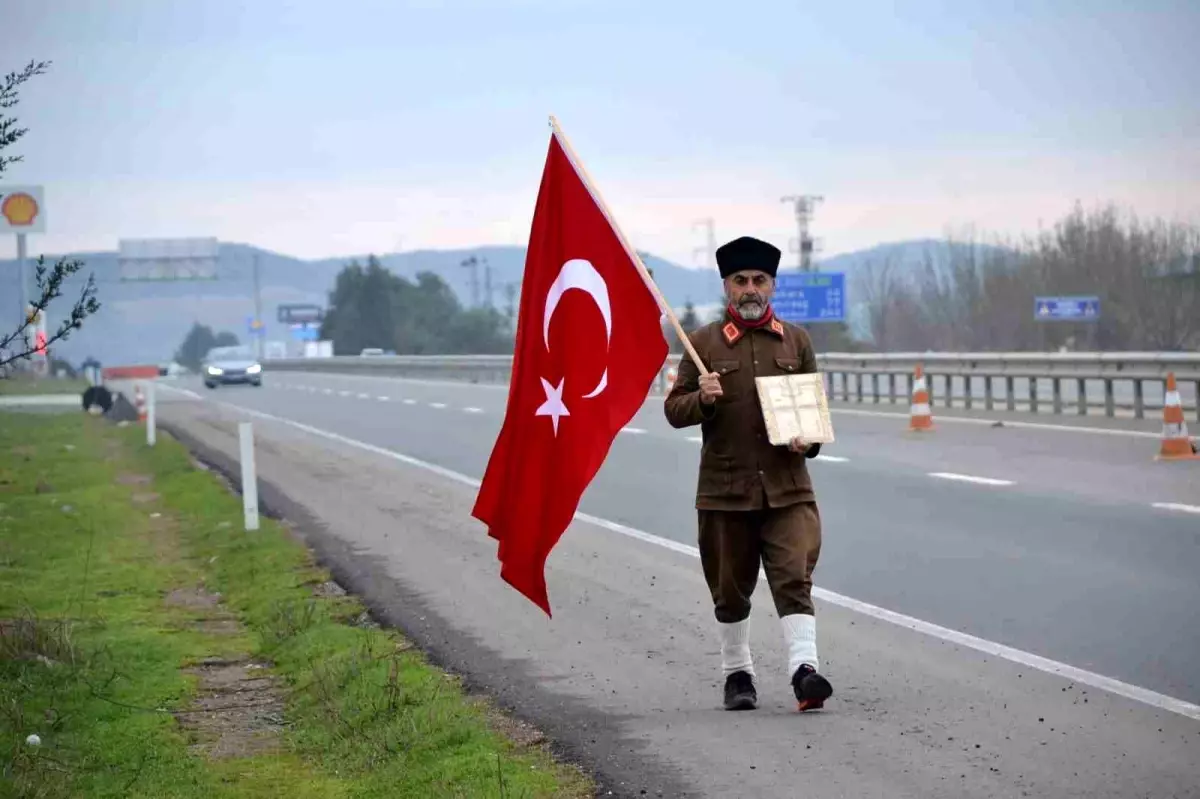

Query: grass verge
0 377 90 397
0 411 593 798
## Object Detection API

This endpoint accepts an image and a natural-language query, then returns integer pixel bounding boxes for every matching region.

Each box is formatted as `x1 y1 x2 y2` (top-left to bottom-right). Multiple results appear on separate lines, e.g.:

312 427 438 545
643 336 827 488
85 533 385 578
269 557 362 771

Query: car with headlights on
202 345 263 389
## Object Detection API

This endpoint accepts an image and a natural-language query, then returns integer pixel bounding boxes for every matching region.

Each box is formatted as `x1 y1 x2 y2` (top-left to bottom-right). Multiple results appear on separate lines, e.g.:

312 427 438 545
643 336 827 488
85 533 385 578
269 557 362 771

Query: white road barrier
262 351 1200 421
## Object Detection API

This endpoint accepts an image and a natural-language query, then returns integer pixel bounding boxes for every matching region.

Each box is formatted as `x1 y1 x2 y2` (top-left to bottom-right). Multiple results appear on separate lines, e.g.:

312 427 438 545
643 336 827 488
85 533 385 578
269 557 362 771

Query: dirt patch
166 582 288 759
176 657 286 760
480 702 549 749
116 473 153 486
10 445 36 458
165 586 223 610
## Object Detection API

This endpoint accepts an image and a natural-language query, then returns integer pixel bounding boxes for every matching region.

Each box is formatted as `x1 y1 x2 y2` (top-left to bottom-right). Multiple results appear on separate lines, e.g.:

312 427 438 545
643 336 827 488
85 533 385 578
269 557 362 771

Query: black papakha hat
715 236 782 278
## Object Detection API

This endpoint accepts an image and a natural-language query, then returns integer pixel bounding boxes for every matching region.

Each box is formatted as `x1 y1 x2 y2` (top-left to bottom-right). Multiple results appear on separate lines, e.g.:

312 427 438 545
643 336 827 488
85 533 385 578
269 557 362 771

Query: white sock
719 619 754 678
781 613 818 675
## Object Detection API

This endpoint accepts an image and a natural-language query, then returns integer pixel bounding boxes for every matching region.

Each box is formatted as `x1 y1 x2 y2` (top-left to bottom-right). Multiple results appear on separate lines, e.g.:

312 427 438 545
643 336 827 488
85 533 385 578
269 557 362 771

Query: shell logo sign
0 185 46 234
2 192 39 226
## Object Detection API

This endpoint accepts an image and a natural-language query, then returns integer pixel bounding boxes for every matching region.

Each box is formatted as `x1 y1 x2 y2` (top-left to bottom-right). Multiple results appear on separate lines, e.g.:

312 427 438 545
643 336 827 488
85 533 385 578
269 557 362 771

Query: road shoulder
158 399 1200 799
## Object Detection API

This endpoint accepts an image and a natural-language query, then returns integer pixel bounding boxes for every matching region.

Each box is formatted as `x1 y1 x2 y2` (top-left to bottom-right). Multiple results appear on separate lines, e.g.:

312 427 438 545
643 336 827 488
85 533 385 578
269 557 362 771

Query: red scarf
727 302 775 329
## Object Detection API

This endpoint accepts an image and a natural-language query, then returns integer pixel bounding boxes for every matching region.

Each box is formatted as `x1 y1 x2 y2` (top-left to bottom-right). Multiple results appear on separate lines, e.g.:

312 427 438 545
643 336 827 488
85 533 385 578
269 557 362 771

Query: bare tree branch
0 59 102 375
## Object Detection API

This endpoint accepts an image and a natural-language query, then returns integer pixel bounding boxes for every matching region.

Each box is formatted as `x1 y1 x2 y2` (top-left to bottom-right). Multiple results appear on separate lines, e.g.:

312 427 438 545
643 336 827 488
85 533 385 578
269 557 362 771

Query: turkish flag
471 130 669 617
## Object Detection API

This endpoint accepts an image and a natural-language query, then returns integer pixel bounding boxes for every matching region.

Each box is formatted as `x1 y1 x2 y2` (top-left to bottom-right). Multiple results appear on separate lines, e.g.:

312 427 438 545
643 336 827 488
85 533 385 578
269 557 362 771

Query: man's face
725 270 774 320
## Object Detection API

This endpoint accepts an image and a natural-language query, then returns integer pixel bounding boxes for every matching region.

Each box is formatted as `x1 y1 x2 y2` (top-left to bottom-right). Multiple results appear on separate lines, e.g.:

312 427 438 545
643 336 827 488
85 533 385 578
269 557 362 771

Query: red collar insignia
721 317 785 347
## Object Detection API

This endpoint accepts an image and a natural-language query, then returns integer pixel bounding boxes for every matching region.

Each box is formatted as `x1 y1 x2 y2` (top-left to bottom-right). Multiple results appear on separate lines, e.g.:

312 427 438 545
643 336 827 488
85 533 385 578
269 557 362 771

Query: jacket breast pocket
774 356 801 375
710 359 742 400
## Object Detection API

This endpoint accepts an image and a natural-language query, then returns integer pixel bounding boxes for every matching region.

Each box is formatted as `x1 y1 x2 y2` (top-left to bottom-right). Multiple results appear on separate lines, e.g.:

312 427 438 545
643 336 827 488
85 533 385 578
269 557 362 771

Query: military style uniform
664 235 833 713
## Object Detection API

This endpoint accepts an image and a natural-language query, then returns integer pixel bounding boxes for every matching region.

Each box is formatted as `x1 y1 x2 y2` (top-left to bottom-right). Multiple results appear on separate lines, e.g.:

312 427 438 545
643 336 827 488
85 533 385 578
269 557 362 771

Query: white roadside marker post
146 381 157 446
238 422 260 531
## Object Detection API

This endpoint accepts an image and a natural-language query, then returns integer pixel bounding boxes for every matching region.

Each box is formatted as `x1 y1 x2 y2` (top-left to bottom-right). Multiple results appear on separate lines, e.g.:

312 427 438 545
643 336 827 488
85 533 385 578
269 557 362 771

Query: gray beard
738 301 765 320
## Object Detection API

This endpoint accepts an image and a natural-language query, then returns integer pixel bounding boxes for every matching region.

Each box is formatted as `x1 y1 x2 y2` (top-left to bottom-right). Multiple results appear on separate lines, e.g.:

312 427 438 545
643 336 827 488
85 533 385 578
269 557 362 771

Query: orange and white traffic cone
135 384 147 423
909 365 933 431
1155 373 1199 461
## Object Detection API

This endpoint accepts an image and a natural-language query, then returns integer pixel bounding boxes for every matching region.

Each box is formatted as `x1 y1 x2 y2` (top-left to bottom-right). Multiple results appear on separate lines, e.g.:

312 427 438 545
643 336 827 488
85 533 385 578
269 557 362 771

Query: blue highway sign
290 323 319 341
1034 296 1100 322
773 271 846 324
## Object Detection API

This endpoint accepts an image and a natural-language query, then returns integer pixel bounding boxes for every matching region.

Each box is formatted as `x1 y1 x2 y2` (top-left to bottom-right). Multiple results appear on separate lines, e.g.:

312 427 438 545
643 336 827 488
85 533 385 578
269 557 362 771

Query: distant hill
0 237 1010 366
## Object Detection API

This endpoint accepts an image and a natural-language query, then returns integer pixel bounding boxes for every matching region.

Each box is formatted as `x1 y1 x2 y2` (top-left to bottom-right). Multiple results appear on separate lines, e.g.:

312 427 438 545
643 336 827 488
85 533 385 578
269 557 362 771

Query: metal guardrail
264 351 1200 421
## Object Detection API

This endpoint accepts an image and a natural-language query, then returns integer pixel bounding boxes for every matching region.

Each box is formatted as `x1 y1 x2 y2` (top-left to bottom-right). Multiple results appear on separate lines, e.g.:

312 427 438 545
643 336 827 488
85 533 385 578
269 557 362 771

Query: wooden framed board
754 372 835 446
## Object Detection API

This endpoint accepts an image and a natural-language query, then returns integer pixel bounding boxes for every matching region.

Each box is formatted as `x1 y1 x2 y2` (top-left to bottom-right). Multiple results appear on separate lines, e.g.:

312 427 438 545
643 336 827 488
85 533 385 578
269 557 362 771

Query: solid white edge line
929 471 1015 486
814 454 850 463
620 427 647 435
1151 502 1200 515
160 384 1200 723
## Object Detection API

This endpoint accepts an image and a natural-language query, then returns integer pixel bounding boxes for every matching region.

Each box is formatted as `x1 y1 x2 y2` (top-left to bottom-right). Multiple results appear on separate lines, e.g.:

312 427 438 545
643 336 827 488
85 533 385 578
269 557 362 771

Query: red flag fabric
471 130 669 617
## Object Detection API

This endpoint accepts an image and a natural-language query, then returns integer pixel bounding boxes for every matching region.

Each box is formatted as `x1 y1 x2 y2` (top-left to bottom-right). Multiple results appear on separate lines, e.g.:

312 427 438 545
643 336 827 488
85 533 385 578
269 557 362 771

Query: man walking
664 235 833 712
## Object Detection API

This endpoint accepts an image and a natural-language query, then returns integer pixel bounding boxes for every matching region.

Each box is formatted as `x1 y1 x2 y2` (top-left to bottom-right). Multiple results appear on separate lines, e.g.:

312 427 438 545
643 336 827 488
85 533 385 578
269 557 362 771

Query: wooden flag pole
548 115 711 378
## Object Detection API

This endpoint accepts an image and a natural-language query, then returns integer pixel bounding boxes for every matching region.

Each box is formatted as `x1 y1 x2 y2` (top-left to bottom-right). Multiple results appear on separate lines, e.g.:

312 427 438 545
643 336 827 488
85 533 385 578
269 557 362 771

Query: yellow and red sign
0 185 46 233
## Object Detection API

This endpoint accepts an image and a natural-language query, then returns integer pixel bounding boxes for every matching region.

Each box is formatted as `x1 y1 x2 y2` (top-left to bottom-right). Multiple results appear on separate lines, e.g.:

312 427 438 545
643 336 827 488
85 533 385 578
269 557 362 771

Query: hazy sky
2 0 1196 268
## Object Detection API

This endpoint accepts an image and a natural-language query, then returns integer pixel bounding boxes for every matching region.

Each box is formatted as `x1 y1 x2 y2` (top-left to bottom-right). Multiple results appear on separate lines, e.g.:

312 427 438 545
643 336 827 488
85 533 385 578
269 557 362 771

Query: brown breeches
698 500 822 624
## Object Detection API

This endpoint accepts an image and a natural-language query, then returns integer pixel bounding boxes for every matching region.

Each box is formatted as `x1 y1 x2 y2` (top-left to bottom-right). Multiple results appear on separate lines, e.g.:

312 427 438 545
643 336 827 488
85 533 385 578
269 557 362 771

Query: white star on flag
535 376 570 435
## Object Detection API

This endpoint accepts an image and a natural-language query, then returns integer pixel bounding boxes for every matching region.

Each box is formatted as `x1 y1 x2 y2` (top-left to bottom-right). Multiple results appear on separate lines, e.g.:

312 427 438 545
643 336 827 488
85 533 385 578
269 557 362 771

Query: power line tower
461 256 480 308
780 194 824 271
692 218 716 269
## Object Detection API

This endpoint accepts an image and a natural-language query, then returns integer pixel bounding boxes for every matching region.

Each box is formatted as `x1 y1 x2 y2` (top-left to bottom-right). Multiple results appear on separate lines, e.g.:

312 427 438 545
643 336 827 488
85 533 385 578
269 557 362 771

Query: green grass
0 412 593 798
0 377 90 396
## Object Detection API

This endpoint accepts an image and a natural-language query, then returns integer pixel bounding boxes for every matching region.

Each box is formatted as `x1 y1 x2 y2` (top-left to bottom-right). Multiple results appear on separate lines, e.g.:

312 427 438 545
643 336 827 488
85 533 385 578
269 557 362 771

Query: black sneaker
723 670 757 711
791 664 833 712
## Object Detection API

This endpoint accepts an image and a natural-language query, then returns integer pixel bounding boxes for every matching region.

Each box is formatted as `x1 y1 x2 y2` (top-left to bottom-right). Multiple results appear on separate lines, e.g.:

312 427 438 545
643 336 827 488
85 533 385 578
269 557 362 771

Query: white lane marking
1152 503 1200 515
429 402 447 409
621 427 647 435
161 385 204 400
403 399 416 405
929 471 1015 486
276 373 1165 440
172 389 1200 724
357 393 371 399
686 436 703 443
322 389 333 395
377 396 390 401
464 407 483 414
338 390 352 397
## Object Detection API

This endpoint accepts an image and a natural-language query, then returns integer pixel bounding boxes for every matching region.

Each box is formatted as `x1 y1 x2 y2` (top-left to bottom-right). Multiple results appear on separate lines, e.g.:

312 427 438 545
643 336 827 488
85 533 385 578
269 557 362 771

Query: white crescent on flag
543 258 611 399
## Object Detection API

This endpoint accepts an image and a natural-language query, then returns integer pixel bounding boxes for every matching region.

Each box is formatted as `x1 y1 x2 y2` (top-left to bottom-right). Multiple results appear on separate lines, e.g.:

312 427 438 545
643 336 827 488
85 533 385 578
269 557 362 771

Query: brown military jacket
664 308 823 511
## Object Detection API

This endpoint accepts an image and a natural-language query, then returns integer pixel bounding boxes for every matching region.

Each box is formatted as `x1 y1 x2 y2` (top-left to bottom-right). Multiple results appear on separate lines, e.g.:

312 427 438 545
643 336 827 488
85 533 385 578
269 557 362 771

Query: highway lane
152 389 1200 798
168 374 1200 705
251 370 1197 510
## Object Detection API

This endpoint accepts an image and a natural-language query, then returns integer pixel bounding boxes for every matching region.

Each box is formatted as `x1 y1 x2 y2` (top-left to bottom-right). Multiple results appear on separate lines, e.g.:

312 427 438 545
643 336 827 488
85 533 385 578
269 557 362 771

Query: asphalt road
145 374 1200 799
155 371 1200 706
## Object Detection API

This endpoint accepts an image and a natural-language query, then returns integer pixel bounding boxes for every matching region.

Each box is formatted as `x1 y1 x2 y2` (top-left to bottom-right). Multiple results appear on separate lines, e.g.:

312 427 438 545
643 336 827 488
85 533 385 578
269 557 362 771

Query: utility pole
252 252 263 360
780 195 824 271
483 256 494 310
504 282 517 332
692 218 716 269
461 256 480 308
